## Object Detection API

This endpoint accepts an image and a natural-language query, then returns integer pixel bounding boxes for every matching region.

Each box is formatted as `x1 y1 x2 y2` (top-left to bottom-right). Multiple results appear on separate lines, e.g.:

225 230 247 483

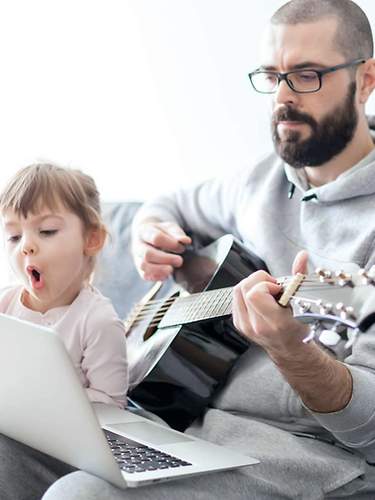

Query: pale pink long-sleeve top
0 284 128 408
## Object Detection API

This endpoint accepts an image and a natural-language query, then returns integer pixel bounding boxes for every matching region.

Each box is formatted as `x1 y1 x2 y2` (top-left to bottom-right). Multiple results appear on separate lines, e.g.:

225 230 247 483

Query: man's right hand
132 220 192 281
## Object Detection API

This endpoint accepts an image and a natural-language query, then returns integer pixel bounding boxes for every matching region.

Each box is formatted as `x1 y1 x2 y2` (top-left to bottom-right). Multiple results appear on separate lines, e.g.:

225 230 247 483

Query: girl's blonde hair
0 163 107 278
0 163 104 229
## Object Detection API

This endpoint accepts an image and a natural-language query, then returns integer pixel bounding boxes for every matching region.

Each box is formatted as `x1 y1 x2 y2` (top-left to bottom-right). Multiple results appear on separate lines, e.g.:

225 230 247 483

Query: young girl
0 163 128 408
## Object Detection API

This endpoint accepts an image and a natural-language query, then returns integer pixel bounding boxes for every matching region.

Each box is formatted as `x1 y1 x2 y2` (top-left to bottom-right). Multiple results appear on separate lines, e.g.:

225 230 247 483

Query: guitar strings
125 283 347 328
130 289 325 329
131 277 338 310
127 281 343 318
127 281 344 318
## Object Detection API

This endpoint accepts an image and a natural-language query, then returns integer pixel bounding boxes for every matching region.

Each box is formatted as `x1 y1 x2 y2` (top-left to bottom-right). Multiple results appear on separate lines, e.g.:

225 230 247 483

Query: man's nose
274 78 298 107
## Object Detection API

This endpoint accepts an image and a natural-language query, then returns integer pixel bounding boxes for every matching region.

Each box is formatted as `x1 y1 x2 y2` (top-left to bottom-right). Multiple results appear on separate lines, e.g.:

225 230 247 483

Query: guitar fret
159 287 234 329
211 295 223 316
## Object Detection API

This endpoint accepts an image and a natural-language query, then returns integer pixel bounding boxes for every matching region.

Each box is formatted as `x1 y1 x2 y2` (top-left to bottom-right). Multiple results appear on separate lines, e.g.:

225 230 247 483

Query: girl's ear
84 227 106 256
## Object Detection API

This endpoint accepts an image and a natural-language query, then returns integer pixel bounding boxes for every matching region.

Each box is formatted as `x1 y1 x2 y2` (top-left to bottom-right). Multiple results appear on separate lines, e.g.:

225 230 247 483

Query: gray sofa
94 202 152 320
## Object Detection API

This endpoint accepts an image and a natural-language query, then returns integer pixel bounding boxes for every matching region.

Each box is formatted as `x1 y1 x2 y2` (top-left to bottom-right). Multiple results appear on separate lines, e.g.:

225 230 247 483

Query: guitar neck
157 275 298 329
156 268 375 331
158 287 234 329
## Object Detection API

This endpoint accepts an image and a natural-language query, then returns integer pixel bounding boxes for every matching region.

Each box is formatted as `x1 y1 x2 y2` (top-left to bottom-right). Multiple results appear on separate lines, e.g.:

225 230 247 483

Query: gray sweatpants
42 469 277 500
1 432 375 500
40 469 375 500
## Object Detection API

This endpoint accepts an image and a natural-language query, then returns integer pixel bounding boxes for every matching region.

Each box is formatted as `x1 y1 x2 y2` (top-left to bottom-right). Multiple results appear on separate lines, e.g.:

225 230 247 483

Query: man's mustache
273 107 317 129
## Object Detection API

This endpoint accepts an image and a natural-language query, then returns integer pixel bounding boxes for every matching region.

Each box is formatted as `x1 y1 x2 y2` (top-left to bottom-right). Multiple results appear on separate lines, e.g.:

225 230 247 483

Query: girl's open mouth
26 266 45 290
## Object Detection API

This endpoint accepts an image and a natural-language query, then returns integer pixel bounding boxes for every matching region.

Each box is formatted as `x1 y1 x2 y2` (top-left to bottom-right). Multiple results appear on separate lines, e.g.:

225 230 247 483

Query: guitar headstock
278 265 375 350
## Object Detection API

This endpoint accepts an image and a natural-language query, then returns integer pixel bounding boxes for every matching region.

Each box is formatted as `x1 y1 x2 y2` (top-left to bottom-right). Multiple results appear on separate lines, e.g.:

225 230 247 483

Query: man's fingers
232 283 253 337
160 222 192 246
245 282 283 315
138 262 174 281
243 281 297 340
133 221 192 281
138 244 184 268
140 222 191 253
292 250 309 275
235 271 277 297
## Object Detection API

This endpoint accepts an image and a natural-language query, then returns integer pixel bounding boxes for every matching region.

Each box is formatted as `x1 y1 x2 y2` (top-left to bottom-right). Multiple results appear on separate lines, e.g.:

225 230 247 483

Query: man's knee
42 471 126 500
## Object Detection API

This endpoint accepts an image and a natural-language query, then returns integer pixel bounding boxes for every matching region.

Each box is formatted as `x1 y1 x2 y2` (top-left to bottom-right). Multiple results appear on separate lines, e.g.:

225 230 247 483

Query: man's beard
271 82 358 168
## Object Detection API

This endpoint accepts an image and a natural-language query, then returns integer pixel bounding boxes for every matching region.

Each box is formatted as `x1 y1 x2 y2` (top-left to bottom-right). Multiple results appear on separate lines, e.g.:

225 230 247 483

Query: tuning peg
335 303 355 320
368 266 375 279
315 268 333 282
293 298 311 313
335 270 353 287
344 328 360 349
358 268 375 285
319 302 333 315
303 321 319 344
299 302 311 313
319 328 341 347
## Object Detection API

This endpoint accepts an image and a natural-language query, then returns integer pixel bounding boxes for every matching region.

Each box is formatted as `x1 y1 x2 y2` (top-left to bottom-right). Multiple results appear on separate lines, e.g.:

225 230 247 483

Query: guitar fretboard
158 287 233 329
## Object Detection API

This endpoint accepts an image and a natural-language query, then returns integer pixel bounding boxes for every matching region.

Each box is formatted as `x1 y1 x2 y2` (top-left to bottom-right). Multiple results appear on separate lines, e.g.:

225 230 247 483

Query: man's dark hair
271 0 373 59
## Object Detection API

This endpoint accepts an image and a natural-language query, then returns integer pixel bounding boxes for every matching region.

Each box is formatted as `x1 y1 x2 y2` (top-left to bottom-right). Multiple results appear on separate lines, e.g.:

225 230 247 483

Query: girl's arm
82 306 128 409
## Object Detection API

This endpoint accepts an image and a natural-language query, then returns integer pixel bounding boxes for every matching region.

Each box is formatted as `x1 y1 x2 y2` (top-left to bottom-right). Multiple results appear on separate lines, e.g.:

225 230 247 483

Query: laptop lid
0 313 125 488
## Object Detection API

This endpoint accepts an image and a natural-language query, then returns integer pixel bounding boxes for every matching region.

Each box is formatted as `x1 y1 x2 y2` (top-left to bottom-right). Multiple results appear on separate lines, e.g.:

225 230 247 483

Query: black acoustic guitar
126 235 375 431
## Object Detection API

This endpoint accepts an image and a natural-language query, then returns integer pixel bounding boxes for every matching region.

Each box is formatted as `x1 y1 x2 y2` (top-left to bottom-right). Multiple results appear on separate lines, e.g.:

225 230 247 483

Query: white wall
1 0 375 279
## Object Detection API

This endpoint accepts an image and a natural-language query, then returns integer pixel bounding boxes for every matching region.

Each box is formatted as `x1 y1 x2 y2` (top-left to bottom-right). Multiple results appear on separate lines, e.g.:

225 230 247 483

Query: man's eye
264 73 277 83
7 235 21 243
40 230 58 236
297 72 317 81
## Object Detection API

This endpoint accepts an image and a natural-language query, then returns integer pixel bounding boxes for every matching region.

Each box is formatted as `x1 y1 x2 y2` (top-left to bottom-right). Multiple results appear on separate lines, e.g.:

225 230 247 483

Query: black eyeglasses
248 58 366 94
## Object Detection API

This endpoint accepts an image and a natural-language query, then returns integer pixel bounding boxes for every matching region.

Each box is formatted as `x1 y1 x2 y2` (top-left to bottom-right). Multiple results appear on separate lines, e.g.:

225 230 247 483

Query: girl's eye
7 235 21 243
40 229 58 236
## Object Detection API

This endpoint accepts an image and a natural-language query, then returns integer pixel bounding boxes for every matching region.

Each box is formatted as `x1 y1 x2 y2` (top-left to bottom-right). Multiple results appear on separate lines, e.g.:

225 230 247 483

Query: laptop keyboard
104 430 192 474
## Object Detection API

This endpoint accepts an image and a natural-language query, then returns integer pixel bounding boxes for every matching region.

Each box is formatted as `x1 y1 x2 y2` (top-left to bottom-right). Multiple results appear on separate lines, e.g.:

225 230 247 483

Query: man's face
259 19 359 168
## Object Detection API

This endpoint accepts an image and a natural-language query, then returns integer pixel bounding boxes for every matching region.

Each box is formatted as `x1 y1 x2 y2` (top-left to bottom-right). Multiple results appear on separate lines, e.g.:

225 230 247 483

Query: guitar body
127 235 267 431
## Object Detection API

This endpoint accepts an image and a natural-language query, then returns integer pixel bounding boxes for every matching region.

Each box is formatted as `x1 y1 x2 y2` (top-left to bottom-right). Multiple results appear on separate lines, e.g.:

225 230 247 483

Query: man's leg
0 434 75 500
41 469 375 500
42 469 291 500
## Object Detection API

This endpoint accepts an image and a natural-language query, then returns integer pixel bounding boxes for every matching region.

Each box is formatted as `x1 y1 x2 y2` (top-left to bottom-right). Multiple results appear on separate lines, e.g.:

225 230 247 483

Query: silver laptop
0 313 258 488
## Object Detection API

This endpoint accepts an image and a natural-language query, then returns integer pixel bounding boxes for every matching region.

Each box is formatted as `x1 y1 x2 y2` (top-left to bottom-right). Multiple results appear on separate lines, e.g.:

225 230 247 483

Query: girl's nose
21 239 37 256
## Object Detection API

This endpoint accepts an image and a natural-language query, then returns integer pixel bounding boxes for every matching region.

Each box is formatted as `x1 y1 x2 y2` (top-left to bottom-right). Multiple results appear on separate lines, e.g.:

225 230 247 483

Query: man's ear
358 58 375 104
84 227 107 256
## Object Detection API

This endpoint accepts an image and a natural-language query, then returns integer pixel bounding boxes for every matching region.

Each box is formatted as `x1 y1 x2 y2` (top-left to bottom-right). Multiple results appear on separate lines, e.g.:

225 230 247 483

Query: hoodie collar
284 148 375 202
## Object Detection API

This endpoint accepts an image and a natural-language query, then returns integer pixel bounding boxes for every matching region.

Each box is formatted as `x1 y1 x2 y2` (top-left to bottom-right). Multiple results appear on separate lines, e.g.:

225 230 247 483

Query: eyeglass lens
251 70 320 93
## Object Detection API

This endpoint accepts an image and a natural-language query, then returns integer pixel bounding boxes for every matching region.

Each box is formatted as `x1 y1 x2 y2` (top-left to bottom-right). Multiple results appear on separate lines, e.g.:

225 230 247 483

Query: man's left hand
232 251 310 357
